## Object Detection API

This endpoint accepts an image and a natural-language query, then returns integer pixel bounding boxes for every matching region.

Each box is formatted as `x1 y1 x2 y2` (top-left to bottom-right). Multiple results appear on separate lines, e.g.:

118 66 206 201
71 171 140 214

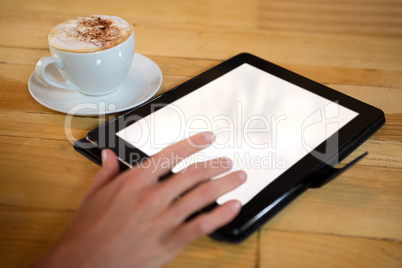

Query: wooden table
1 0 401 267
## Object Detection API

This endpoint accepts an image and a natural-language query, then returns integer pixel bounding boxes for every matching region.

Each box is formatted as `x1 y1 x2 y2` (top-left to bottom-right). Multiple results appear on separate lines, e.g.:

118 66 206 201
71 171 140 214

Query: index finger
136 132 215 182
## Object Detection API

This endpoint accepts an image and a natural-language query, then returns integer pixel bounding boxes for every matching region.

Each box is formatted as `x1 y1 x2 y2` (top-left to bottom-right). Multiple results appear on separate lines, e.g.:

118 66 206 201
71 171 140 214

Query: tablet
84 53 385 242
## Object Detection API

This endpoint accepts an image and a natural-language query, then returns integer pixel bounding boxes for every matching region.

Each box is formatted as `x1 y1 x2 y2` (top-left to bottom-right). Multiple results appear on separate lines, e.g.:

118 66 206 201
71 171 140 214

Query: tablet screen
116 63 358 205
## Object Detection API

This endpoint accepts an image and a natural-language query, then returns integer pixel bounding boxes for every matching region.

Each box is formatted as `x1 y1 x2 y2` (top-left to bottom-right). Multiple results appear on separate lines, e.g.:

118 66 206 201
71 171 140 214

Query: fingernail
221 157 232 169
204 132 215 144
237 170 247 182
101 149 108 164
231 200 242 212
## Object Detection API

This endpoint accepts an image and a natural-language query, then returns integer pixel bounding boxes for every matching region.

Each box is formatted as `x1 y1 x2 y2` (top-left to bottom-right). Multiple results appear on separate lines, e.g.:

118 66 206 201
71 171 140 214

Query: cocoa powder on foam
49 15 133 53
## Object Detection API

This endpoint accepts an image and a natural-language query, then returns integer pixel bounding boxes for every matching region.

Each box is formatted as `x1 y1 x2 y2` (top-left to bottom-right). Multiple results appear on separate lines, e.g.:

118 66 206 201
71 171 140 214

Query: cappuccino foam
48 15 133 53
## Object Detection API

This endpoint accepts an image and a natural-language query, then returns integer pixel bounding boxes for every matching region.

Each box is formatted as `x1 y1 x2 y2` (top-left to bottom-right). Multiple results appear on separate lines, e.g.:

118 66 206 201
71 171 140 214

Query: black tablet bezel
86 53 385 242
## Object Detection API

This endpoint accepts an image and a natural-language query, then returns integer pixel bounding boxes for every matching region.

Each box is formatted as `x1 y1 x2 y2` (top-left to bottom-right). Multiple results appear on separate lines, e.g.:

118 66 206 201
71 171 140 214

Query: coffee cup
35 15 135 96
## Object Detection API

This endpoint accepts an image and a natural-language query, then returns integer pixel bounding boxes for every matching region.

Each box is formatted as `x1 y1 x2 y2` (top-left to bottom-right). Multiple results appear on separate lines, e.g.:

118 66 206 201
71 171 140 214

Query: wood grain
1 0 401 267
260 230 402 268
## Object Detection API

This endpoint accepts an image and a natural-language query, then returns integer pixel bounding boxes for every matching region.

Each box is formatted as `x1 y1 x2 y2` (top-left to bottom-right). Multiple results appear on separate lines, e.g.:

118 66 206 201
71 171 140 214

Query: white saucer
28 53 162 115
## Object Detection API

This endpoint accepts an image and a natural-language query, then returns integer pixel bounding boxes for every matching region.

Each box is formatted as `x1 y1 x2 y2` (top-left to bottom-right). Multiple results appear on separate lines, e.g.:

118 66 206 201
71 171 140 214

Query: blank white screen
117 64 358 205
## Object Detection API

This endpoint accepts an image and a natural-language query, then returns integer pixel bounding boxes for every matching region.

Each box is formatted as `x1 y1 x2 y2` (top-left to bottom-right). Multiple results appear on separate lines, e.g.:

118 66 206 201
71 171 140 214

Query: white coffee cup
36 19 135 96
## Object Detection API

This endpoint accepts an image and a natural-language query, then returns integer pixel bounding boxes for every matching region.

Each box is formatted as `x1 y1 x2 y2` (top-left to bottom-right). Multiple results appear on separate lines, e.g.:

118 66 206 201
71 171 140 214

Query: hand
35 132 246 268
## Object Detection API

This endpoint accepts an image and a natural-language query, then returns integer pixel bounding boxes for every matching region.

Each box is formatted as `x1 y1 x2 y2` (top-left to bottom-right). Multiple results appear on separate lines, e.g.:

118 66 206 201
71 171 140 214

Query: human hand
35 132 246 268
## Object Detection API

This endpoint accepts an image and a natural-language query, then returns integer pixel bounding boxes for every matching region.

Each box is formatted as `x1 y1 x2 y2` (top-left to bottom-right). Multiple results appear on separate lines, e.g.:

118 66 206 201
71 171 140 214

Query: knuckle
192 219 211 235
189 163 209 178
132 165 152 179
139 188 163 209
199 184 218 200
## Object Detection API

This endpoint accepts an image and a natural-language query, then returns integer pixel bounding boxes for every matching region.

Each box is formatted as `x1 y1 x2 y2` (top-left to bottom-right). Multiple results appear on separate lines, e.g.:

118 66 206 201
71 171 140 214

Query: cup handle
35 56 79 91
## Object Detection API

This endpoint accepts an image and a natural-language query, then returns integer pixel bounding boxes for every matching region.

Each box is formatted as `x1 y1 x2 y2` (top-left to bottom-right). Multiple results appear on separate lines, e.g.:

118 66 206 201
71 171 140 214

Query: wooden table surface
1 0 402 267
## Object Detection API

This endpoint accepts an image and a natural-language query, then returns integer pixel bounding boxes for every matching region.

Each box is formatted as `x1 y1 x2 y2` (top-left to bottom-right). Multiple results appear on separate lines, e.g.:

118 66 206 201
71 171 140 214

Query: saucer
28 53 162 115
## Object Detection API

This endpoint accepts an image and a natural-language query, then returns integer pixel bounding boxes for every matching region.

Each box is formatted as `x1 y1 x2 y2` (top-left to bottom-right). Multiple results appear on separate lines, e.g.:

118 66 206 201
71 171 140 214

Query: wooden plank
2 0 402 37
0 206 74 268
1 3 402 70
344 139 402 169
0 136 98 210
133 24 402 71
328 84 402 115
258 0 402 37
378 113 402 141
0 110 117 141
259 230 402 268
3 46 402 89
166 233 258 268
262 165 402 241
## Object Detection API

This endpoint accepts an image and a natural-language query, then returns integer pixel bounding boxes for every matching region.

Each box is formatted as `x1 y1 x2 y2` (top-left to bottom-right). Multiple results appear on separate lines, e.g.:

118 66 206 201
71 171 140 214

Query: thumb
85 149 120 199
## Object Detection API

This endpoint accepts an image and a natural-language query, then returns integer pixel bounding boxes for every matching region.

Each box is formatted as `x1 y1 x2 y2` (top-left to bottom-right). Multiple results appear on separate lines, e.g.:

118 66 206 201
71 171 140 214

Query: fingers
134 132 215 182
162 170 247 227
159 157 233 201
84 149 120 200
170 200 242 246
